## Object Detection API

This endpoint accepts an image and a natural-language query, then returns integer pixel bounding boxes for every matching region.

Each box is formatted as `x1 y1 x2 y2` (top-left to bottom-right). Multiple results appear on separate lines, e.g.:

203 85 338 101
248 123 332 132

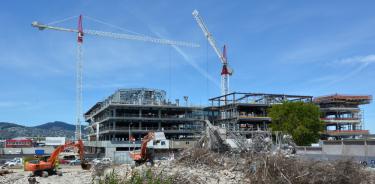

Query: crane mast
76 15 83 140
32 15 199 141
192 9 232 97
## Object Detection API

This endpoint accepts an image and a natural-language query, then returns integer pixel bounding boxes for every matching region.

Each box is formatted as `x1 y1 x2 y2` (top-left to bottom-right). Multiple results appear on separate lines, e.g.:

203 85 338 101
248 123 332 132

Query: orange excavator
130 132 155 165
24 140 91 177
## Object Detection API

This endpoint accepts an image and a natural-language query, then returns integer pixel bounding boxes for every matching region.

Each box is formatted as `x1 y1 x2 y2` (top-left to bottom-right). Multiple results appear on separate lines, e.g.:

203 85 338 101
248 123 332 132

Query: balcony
321 118 360 124
324 130 369 136
98 126 203 134
84 140 141 148
238 116 271 122
92 113 201 123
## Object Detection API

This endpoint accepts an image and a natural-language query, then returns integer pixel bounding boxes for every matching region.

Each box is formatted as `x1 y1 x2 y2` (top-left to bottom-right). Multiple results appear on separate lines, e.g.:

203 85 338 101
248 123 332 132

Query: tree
268 101 324 146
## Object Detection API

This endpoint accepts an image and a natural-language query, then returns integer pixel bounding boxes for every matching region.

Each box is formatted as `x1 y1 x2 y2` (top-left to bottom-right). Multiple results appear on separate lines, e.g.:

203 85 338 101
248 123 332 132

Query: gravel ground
0 165 92 184
1 161 374 184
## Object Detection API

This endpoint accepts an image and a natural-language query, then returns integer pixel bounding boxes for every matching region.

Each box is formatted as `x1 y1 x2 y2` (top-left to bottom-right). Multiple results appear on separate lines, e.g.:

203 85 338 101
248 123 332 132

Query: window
161 141 165 146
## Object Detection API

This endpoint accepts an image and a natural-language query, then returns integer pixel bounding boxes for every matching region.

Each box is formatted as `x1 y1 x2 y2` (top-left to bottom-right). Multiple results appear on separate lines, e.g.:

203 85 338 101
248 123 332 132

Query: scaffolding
205 92 313 136
84 88 204 150
314 94 372 139
209 92 312 107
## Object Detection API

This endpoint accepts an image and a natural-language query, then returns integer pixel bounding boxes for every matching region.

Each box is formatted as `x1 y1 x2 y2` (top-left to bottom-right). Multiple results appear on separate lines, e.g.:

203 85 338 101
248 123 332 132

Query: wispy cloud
171 45 220 87
326 54 375 85
338 54 375 65
280 19 375 64
151 30 220 88
306 54 375 87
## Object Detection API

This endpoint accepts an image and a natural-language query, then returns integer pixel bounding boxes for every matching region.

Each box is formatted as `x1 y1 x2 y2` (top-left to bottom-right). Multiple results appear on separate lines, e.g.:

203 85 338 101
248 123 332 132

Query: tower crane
32 15 199 140
192 10 233 98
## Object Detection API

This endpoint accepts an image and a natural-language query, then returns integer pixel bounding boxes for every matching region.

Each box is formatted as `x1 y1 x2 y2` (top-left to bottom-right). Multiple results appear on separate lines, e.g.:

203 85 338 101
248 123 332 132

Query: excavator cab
130 132 156 166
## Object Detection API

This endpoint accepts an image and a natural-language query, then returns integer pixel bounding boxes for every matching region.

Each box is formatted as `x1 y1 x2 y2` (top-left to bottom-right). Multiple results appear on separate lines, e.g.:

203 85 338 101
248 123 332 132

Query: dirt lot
0 165 92 184
1 154 375 184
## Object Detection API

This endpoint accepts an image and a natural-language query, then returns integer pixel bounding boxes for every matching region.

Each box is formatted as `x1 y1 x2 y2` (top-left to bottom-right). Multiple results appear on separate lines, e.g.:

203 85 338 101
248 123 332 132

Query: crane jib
31 21 199 47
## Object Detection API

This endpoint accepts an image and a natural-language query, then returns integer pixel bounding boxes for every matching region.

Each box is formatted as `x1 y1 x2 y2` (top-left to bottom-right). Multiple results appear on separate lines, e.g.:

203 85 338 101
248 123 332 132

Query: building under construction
84 89 373 159
204 92 313 137
84 88 204 158
314 94 372 139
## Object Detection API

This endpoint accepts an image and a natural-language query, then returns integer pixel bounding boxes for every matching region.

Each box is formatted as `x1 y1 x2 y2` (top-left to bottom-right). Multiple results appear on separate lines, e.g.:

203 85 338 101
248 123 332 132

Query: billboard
45 137 65 146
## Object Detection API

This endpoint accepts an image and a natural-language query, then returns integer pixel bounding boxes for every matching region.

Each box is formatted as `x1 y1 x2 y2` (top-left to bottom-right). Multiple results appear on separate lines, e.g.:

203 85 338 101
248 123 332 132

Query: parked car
91 158 112 165
59 159 70 164
69 159 81 166
91 158 101 165
5 158 23 167
59 155 76 165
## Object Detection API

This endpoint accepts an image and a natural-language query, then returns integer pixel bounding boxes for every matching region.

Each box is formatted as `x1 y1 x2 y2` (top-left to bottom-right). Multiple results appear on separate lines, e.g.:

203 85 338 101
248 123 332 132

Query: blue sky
1 1 375 132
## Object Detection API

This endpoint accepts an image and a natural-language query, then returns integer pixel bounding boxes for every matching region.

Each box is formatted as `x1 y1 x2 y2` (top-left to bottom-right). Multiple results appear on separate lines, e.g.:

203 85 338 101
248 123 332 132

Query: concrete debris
91 162 112 177
27 177 39 184
197 120 293 154
248 131 273 153
105 148 373 184
175 149 375 184
196 120 230 152
0 169 12 176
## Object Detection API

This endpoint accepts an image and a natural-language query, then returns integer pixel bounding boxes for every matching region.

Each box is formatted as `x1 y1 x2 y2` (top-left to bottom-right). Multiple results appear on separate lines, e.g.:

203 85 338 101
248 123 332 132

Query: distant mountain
0 121 86 139
33 121 76 131
0 122 25 129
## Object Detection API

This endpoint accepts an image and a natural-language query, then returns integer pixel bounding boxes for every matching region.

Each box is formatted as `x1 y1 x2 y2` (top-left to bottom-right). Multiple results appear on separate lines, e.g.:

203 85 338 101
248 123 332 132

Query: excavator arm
47 140 89 169
130 132 155 162
25 140 90 174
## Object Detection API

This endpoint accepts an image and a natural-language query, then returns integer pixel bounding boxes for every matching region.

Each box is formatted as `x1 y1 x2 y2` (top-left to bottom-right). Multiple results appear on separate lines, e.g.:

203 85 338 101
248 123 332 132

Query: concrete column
158 110 161 118
113 121 116 130
96 123 100 141
139 121 142 129
113 109 116 117
365 139 368 161
158 122 161 130
139 109 142 117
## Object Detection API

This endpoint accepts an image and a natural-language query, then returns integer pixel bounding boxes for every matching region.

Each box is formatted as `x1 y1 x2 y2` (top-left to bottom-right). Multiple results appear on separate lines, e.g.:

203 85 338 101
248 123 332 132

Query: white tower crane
32 15 199 140
192 10 233 98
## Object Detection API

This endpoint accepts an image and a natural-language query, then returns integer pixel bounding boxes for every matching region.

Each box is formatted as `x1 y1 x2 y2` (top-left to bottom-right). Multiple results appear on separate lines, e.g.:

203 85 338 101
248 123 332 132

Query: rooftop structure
314 94 372 105
205 92 313 136
314 94 372 139
84 88 204 159
5 137 33 148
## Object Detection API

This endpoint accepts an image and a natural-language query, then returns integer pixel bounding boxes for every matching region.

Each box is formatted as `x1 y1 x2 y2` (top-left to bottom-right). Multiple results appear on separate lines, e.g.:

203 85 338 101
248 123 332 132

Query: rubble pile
248 131 273 153
91 162 112 178
196 120 230 152
0 171 28 184
156 148 374 184
114 125 375 184
247 153 373 184
0 169 12 176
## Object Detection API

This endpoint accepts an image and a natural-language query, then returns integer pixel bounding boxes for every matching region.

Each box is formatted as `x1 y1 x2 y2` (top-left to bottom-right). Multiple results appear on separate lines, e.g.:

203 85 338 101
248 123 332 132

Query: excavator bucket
81 161 91 170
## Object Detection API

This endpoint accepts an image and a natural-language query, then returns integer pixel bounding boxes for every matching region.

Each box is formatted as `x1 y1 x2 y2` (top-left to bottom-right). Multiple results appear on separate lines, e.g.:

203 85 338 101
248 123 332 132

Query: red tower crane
192 10 234 99
32 15 199 140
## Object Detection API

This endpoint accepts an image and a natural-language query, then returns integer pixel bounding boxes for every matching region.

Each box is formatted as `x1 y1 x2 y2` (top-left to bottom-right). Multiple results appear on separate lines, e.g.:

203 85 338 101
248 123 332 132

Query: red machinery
130 132 154 165
24 140 91 177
